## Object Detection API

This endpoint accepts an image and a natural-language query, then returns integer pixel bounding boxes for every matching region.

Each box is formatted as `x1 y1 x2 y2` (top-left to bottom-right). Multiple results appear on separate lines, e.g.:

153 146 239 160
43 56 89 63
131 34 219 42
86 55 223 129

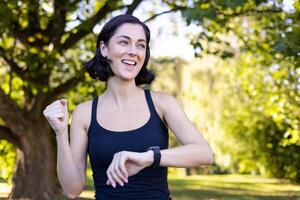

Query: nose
127 45 137 56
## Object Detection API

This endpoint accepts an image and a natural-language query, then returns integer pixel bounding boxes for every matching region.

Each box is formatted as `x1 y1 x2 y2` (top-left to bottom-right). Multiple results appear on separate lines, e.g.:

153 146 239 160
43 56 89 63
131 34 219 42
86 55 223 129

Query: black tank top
87 89 171 200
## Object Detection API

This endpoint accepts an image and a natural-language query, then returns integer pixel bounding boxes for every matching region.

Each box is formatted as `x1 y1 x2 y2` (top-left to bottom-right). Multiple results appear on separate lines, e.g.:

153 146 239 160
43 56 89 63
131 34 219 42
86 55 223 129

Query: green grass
168 174 300 200
1 174 300 200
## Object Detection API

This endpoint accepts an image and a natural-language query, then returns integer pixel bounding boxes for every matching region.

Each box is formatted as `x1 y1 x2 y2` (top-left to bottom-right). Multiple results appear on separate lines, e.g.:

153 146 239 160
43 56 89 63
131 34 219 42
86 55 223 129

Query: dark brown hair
83 14 155 85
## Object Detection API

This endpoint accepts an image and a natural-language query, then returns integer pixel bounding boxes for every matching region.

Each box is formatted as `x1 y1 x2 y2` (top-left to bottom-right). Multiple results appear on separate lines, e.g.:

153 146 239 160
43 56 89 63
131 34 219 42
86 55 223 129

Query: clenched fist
43 99 69 135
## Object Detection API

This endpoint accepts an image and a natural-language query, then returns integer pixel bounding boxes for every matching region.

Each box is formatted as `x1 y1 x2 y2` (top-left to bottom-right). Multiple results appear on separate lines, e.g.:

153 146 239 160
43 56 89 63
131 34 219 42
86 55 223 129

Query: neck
103 77 141 109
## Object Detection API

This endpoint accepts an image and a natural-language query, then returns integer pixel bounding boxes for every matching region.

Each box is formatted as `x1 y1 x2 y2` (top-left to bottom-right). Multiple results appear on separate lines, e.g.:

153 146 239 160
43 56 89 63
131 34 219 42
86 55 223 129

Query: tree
179 0 300 181
1 0 298 198
0 0 189 199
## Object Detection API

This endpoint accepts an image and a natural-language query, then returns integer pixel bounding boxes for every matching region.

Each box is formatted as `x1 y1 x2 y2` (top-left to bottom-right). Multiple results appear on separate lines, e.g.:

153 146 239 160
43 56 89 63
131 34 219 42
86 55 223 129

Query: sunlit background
0 0 299 199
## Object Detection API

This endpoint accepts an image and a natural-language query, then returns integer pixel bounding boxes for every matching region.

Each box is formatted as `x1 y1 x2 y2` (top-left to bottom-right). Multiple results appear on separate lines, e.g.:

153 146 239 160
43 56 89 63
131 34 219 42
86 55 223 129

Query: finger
106 167 116 188
46 117 60 128
46 100 61 110
60 99 67 105
111 154 124 187
50 112 64 119
44 110 64 119
43 109 48 117
45 105 61 115
45 108 64 115
45 107 64 115
45 115 63 122
110 170 124 187
118 152 128 179
117 153 128 184
60 99 68 114
113 154 125 186
43 110 54 118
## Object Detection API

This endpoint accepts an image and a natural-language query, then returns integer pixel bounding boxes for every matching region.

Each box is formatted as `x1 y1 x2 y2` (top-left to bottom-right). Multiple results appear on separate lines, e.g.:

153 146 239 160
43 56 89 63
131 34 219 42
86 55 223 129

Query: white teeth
122 60 136 65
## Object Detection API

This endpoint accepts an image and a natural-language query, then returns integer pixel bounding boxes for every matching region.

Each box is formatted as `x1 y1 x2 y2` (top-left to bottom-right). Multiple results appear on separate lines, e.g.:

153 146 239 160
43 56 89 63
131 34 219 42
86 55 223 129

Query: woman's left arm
148 92 214 167
106 92 214 187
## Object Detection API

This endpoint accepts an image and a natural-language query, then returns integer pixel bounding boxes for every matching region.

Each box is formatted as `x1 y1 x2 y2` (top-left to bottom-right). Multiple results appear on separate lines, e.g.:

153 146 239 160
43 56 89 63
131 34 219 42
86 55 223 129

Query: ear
99 41 108 58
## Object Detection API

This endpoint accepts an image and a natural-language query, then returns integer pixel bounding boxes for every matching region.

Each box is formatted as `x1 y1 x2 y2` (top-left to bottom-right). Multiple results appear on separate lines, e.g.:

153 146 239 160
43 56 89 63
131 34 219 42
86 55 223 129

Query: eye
138 44 146 49
119 40 128 45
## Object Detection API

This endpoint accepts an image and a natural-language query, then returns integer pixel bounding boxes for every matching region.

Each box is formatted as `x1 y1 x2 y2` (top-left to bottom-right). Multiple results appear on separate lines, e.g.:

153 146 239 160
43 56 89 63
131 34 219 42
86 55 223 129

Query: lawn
168 174 300 200
1 174 300 200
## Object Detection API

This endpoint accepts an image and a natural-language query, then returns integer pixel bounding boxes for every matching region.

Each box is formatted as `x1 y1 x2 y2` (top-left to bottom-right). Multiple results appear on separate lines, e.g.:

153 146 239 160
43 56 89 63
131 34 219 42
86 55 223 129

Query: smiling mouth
121 59 137 66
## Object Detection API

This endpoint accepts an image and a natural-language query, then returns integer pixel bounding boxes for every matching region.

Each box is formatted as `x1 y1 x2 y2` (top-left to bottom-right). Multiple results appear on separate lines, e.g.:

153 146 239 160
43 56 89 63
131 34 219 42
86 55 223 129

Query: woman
43 14 214 200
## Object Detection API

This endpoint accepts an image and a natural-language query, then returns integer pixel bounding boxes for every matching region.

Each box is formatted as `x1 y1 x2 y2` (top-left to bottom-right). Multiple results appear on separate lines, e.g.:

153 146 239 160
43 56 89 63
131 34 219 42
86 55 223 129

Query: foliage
220 53 300 181
0 0 299 193
0 140 16 182
179 0 300 182
182 0 300 64
190 52 300 181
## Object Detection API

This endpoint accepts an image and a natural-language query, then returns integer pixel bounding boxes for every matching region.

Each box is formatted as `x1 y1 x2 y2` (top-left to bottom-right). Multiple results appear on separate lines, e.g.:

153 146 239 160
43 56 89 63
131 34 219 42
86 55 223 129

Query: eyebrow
117 35 146 43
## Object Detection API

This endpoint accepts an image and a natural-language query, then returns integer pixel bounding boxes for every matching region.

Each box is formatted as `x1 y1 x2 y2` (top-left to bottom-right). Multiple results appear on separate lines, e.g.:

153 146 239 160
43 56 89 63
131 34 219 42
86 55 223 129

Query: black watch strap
147 146 161 168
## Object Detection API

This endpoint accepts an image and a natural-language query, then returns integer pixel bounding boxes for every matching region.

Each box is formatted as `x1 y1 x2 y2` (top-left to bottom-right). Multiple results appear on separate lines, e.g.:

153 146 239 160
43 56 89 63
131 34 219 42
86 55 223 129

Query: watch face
150 146 160 151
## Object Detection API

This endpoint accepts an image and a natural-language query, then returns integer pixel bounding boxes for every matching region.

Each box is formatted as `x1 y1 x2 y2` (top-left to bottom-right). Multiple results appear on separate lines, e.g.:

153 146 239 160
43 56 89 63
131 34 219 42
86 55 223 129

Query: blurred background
0 0 299 199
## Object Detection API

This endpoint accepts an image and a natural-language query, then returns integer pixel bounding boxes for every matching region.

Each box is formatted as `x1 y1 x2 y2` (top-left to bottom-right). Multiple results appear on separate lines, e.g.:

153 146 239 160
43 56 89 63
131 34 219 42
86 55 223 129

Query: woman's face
100 23 147 82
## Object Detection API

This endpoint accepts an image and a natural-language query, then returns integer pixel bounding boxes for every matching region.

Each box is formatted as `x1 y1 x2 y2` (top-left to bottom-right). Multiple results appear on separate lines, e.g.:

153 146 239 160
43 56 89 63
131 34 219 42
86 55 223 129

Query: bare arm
43 100 89 198
152 91 214 167
104 91 214 188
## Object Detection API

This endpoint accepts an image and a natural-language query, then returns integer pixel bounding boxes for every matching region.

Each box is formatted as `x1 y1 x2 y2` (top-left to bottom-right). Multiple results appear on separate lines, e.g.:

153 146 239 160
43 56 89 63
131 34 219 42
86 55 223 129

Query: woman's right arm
43 99 89 199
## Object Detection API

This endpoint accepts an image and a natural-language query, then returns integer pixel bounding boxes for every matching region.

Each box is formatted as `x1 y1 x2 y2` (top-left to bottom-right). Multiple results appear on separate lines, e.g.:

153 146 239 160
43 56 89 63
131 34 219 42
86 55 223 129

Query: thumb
60 99 67 105
60 99 68 115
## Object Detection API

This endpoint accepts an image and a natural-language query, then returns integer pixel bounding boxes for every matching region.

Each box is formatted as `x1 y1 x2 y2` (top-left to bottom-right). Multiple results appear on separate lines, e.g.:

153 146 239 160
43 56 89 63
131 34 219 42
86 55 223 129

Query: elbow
65 193 78 199
64 190 82 199
206 151 214 165
198 145 214 165
205 147 214 165
200 153 214 166
62 184 84 199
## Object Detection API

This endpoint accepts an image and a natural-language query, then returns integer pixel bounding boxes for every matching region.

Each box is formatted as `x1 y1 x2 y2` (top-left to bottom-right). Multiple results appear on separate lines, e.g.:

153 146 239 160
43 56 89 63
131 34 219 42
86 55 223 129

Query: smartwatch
147 146 161 168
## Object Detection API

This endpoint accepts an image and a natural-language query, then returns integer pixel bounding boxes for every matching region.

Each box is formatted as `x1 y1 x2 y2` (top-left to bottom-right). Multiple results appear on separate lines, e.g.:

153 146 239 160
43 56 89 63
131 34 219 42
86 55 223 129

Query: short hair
83 14 155 85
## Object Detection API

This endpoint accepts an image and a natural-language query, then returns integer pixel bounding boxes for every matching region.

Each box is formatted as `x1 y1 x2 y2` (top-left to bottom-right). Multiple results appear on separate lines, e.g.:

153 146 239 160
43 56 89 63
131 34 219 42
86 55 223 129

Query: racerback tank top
87 89 171 200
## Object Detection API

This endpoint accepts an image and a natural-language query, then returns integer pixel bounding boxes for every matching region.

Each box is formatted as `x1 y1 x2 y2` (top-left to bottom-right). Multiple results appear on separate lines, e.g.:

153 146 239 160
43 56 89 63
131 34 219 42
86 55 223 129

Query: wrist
144 150 154 167
145 146 161 168
55 131 69 142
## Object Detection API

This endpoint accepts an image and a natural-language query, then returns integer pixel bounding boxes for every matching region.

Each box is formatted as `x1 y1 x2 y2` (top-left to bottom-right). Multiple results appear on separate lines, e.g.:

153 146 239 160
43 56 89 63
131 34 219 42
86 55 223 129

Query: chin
119 70 140 80
115 74 138 82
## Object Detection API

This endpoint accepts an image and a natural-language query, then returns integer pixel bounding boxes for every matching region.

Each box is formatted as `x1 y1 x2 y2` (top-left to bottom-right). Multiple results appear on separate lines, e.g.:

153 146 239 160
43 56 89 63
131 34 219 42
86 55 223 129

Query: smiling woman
43 14 214 200
98 23 147 81
84 15 154 86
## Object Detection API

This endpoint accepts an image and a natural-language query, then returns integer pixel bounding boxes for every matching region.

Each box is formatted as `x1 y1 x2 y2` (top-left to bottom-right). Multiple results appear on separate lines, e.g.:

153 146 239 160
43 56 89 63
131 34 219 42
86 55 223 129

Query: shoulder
71 99 94 132
149 90 180 115
74 99 93 112
73 99 93 116
150 90 176 103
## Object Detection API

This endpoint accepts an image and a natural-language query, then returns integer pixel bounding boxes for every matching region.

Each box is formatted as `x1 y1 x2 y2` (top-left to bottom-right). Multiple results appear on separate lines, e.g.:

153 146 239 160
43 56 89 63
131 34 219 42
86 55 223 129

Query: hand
106 151 153 188
43 99 69 135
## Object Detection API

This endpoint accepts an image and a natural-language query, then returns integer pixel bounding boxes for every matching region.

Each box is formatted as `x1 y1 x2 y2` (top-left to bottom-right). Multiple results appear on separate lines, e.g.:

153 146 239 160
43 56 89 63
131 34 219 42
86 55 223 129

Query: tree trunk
185 168 192 176
8 119 61 200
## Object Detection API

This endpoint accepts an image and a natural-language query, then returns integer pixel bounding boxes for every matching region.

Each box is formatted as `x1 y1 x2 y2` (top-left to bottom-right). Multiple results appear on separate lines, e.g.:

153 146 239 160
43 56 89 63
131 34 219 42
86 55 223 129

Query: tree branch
220 8 283 18
69 0 82 8
12 22 48 48
59 2 124 52
0 125 22 149
30 72 85 115
27 0 40 32
126 0 143 14
50 73 85 98
0 88 25 137
144 6 186 23
0 46 27 79
1 2 46 48
50 0 68 49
